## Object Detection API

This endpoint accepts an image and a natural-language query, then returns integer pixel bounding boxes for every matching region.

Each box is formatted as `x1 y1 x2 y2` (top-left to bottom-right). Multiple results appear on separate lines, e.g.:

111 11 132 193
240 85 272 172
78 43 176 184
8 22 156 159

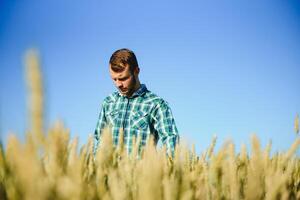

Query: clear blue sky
1 0 300 154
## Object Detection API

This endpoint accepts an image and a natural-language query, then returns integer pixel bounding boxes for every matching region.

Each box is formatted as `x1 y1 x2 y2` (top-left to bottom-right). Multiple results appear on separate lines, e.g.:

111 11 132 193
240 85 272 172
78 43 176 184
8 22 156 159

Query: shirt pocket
131 111 149 130
107 109 121 126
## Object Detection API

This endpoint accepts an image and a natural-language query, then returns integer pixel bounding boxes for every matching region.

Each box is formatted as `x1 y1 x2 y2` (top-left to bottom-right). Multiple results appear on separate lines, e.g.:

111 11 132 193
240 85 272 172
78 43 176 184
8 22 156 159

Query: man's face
109 64 138 97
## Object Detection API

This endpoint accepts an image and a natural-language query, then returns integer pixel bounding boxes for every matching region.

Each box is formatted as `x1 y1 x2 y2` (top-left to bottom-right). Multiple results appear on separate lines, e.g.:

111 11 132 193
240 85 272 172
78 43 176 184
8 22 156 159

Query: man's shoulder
143 90 168 106
102 92 119 105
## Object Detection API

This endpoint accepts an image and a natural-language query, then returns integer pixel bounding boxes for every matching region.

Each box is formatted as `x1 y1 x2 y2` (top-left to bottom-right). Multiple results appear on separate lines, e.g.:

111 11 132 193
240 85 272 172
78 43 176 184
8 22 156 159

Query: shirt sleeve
152 100 179 156
94 102 107 154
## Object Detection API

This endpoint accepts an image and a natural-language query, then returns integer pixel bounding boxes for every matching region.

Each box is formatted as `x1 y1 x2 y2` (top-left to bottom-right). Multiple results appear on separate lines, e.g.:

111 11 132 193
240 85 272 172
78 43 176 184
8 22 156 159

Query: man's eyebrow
119 77 128 80
112 75 129 80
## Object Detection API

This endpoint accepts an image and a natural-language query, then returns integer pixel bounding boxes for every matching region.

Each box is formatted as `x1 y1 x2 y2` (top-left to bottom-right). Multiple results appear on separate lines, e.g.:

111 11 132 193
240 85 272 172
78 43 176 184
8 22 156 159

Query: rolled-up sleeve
152 100 179 156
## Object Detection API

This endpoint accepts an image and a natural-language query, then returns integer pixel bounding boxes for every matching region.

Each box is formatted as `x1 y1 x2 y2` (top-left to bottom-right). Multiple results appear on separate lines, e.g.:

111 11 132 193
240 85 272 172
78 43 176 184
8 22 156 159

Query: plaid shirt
94 84 179 155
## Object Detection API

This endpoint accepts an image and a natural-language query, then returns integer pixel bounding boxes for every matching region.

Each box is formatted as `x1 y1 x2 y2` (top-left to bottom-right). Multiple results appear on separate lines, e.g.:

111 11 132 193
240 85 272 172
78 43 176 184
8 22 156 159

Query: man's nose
116 80 122 87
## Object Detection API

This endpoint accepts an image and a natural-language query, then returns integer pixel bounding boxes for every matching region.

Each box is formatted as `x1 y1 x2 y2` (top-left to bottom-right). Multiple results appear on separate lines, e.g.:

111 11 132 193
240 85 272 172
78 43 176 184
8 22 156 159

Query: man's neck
133 82 141 93
124 81 141 98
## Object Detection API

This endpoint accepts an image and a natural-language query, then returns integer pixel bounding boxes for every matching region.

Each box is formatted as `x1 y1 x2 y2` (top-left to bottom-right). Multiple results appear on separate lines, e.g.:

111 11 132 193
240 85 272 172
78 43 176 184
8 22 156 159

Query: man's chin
121 91 134 97
119 90 128 95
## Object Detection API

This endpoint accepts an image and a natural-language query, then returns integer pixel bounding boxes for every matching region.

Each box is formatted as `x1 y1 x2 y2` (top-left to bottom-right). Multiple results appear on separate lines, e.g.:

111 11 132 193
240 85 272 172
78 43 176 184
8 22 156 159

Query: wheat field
0 50 299 200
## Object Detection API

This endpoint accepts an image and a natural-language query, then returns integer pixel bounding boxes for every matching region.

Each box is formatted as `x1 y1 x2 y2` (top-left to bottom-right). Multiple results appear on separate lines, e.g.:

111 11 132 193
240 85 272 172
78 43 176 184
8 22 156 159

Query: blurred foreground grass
0 50 299 200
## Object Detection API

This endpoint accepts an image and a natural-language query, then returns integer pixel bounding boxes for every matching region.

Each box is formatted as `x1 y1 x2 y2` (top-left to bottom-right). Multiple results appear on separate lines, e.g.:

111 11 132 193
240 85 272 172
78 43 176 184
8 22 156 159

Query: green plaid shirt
94 84 179 155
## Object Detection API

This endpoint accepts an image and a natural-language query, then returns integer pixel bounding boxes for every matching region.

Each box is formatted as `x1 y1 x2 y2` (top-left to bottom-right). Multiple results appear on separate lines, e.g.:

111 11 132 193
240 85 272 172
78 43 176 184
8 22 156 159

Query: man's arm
151 100 179 156
94 102 107 154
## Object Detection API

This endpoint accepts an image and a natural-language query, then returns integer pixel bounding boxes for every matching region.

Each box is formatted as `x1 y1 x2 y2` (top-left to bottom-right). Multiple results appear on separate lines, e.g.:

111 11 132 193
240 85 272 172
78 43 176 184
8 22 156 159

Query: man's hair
109 48 139 73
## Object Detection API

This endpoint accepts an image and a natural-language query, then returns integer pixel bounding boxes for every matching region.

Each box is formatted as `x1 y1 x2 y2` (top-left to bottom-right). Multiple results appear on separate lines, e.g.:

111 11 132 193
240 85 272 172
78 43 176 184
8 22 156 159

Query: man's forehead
110 69 129 78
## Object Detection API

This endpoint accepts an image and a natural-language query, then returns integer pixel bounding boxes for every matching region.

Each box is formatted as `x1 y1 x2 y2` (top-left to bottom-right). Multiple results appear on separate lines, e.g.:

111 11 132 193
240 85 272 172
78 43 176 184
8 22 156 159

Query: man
94 48 179 156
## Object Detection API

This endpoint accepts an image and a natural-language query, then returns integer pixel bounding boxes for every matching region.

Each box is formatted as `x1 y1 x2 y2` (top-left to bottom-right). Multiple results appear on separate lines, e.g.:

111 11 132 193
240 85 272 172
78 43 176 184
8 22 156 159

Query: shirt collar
119 84 148 98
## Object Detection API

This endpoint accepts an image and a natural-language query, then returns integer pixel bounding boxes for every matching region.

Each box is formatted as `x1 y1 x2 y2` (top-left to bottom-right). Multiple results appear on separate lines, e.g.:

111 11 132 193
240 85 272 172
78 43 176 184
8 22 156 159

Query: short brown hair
109 48 139 73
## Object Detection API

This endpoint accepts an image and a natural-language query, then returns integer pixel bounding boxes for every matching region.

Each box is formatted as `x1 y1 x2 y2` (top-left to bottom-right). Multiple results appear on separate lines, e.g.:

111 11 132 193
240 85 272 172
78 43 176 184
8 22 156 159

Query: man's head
109 48 141 97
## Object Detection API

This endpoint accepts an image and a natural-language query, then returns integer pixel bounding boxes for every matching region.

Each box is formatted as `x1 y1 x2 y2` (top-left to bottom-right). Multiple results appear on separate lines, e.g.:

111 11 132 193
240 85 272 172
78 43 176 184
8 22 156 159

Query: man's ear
134 67 140 75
